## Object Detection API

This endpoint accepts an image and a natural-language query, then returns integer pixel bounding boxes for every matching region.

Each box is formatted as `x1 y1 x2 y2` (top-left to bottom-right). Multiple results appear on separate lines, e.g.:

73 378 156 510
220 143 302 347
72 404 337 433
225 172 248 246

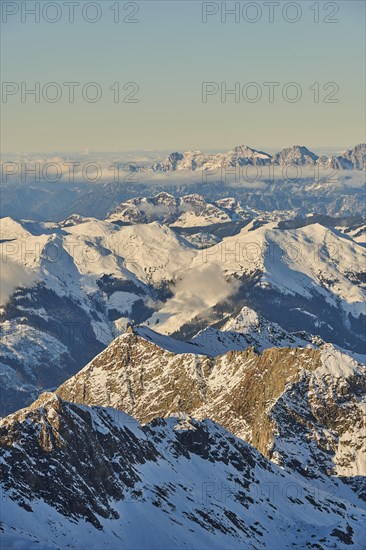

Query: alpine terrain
0 145 365 549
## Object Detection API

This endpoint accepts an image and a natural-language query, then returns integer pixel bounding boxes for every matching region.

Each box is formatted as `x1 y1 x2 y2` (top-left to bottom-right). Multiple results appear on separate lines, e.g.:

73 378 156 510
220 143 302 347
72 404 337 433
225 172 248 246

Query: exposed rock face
316 144 366 171
274 146 319 166
1 393 365 549
0 393 158 529
107 192 233 226
56 330 366 485
318 155 354 170
108 192 178 224
342 143 366 170
224 145 272 166
2 214 365 415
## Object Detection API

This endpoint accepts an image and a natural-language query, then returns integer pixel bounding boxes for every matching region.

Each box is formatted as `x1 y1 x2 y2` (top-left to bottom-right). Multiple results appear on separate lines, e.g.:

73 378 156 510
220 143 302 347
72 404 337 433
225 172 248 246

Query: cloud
2 152 364 191
138 202 173 217
166 264 240 323
0 261 37 306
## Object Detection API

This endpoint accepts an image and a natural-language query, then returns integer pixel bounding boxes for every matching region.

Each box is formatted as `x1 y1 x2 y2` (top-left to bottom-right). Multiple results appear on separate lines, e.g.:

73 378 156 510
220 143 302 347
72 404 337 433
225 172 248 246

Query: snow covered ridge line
2 212 361 269
0 230 352 267
1 392 365 549
56 327 366 484
1 143 365 184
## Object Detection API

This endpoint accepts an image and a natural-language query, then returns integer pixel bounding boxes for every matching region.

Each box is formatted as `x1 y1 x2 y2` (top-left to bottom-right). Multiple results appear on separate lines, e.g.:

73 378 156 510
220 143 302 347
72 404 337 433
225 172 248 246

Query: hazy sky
1 0 365 152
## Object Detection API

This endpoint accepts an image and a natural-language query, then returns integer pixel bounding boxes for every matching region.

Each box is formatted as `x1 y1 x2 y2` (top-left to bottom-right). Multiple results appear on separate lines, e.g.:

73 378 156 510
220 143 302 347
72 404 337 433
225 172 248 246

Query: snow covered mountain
57 328 366 490
1 212 365 415
1 158 365 548
0 216 195 415
148 222 366 353
342 143 366 170
151 145 273 172
150 144 365 172
191 305 323 354
107 192 238 227
1 391 365 549
274 145 319 166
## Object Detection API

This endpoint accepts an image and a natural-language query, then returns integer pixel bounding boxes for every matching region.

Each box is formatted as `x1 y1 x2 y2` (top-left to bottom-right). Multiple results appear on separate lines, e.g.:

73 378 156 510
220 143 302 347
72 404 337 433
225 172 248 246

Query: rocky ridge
56 328 366 488
1 391 365 548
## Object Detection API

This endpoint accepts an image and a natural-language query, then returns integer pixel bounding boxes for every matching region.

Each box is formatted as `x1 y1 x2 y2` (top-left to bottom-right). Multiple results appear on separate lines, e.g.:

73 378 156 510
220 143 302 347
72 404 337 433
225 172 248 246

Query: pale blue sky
1 1 365 152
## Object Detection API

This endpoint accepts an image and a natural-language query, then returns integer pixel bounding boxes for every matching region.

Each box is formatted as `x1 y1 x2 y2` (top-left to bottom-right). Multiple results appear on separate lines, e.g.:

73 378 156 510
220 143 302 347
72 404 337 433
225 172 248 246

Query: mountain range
148 143 366 172
0 181 365 548
57 326 366 485
1 323 365 548
1 202 365 416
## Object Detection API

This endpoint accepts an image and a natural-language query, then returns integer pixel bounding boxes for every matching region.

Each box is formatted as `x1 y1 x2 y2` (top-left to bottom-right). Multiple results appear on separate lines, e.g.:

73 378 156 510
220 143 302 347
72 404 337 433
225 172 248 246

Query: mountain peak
126 323 136 335
56 326 366 486
148 143 364 172
275 145 319 165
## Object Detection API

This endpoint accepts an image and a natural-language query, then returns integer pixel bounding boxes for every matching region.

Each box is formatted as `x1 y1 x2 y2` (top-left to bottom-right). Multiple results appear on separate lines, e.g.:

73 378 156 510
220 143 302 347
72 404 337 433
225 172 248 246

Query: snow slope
149 222 365 351
0 216 195 414
191 305 322 354
1 392 365 549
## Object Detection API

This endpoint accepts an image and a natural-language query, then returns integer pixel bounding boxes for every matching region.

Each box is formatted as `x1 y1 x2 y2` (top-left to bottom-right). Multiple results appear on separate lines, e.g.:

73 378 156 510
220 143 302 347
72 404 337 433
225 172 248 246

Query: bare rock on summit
57 328 366 487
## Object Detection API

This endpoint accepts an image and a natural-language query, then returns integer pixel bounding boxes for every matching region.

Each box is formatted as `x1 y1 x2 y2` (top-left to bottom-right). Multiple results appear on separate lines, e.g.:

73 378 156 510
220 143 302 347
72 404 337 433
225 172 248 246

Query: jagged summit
342 143 366 170
56 325 366 488
274 145 319 165
107 192 233 226
1 211 365 416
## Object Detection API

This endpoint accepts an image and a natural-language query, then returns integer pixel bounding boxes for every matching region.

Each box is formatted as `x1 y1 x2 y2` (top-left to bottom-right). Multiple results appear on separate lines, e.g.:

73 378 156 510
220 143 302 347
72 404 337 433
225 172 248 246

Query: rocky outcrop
342 143 366 170
57 330 366 485
107 192 233 226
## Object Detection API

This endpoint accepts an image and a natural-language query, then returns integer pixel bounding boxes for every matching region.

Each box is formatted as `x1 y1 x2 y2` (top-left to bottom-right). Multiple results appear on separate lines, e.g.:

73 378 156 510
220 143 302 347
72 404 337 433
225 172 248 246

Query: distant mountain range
1 145 365 222
145 143 366 172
